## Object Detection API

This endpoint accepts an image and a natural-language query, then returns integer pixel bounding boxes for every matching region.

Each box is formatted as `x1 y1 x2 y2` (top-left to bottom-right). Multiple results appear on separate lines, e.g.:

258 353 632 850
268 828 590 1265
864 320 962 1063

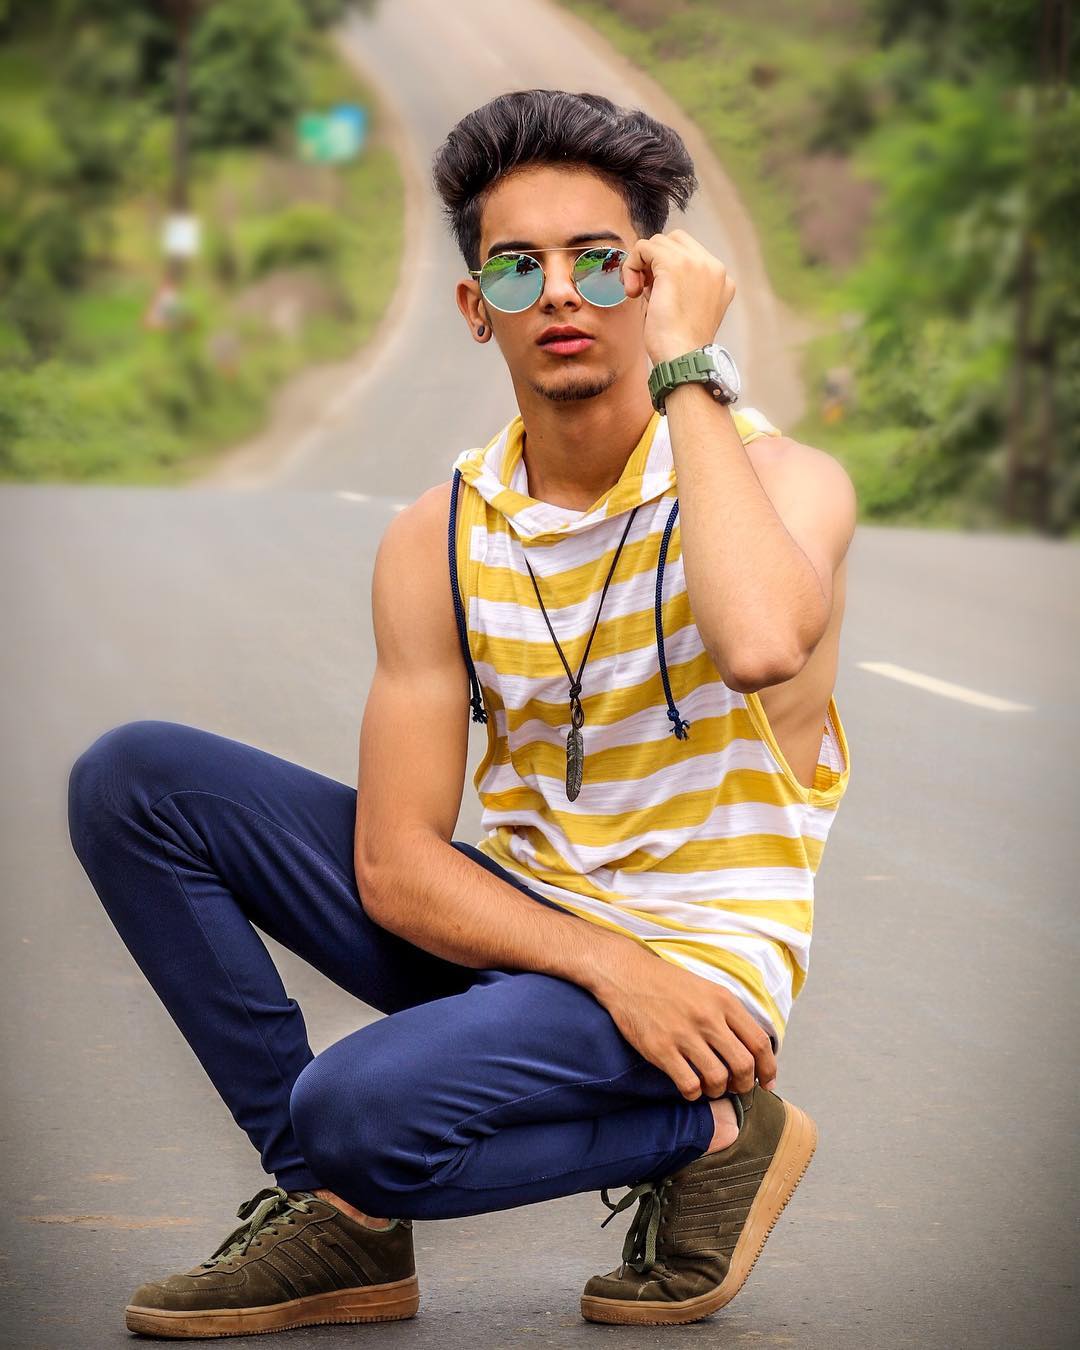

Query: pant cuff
274 1164 325 1193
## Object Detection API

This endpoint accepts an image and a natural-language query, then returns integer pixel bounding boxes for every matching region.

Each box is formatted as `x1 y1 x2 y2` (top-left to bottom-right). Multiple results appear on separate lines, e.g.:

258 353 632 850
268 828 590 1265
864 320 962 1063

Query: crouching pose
68 87 854 1337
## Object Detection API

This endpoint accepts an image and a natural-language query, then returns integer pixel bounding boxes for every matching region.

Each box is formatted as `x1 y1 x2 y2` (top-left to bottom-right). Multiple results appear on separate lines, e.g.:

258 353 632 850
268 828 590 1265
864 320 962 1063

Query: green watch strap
647 348 719 413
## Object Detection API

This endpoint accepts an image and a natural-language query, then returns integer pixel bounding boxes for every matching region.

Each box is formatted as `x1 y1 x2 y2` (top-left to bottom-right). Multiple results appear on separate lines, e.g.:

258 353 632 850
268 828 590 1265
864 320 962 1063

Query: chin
530 370 619 404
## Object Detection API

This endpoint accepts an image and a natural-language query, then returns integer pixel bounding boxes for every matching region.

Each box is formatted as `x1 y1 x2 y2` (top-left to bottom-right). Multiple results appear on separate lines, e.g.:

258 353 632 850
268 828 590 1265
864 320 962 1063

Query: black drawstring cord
448 469 488 725
450 470 689 741
655 498 691 739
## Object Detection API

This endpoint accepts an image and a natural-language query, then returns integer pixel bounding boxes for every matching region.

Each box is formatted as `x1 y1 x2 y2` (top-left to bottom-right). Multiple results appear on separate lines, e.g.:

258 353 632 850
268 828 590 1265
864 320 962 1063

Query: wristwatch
648 343 741 414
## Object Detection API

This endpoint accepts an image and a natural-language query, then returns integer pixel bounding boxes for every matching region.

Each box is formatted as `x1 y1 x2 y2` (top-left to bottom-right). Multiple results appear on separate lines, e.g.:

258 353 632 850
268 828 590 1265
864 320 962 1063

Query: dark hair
431 89 698 272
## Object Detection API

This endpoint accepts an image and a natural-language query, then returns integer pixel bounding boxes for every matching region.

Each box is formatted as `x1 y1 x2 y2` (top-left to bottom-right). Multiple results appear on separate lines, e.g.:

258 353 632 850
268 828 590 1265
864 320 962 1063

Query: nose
539 254 583 311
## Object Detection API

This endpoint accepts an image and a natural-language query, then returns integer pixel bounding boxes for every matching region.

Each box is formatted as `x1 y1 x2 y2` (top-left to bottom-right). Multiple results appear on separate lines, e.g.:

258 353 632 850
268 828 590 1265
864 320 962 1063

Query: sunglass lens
479 253 543 313
573 248 628 307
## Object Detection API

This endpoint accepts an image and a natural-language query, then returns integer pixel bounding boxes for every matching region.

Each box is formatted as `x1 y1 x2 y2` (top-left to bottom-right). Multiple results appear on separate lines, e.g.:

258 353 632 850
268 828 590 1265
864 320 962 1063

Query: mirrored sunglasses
468 245 630 314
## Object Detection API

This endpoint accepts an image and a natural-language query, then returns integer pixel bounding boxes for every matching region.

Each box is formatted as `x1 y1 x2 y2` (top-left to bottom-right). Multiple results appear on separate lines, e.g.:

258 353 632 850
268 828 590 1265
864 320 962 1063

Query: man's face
458 164 649 406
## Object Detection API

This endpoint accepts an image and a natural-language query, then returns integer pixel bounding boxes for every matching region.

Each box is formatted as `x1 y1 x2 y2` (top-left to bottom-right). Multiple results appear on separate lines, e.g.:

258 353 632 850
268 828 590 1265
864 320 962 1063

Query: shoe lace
598 1175 675 1274
200 1186 314 1269
596 1093 751 1276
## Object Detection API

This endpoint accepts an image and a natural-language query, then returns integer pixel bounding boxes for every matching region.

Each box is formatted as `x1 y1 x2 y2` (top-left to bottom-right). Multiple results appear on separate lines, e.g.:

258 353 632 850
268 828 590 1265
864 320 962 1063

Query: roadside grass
0 32 404 483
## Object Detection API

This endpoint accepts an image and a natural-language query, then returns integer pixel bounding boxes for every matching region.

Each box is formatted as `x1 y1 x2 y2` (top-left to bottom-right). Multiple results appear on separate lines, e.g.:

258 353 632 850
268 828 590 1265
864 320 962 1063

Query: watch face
704 344 740 395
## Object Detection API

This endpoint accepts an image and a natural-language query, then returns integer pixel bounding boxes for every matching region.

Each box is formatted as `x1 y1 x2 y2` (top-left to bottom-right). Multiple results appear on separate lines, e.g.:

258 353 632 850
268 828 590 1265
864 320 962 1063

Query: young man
67 90 854 1337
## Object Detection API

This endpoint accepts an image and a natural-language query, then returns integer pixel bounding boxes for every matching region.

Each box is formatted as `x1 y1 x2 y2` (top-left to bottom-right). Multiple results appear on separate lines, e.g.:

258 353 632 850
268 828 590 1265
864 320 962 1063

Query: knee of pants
67 719 197 858
288 1041 431 1213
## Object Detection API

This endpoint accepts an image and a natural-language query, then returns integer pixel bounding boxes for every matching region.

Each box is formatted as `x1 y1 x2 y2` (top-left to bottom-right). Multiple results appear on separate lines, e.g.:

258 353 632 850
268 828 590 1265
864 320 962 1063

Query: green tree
844 0 1078 530
187 0 308 148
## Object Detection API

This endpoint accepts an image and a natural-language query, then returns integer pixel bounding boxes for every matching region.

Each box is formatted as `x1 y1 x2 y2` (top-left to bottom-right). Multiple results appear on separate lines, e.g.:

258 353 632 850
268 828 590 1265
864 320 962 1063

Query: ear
455 279 488 335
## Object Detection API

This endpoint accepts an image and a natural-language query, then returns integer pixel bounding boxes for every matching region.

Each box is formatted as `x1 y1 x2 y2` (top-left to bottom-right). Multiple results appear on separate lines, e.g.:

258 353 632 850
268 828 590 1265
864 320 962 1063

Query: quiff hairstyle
431 89 698 272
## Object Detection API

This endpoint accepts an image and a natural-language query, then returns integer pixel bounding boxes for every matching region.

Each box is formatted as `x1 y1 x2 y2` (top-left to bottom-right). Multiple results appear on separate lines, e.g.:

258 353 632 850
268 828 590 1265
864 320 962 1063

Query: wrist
565 926 657 1000
648 337 704 365
663 378 733 409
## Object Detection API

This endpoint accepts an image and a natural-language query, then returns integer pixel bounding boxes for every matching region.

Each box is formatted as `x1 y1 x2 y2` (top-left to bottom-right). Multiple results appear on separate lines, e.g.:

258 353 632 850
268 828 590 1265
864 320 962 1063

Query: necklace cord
522 503 640 710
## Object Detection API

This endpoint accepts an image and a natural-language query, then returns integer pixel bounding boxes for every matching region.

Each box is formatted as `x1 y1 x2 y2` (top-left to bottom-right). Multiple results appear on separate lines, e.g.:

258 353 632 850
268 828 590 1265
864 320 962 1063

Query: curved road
198 0 811 495
1 1 1076 1346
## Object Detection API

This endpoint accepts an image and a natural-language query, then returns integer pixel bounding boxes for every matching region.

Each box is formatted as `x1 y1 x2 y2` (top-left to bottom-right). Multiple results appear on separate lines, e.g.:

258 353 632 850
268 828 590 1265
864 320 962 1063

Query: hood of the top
450 405 781 544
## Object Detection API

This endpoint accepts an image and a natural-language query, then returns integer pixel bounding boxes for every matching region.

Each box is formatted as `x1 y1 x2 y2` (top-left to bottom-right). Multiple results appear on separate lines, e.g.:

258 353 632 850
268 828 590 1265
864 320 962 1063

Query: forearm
663 382 826 682
357 831 654 997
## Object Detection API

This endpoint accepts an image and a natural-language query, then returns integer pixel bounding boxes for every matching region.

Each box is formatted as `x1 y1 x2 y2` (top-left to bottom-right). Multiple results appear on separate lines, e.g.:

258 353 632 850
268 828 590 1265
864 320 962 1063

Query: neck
514 362 657 511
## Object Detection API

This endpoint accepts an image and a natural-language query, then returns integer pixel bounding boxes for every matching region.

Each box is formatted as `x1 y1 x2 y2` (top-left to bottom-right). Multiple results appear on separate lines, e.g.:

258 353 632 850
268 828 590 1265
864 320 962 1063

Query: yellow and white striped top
448 406 850 1051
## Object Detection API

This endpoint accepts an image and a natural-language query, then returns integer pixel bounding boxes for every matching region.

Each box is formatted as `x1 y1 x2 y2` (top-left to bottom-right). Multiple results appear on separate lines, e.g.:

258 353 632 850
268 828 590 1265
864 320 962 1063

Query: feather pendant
565 724 584 801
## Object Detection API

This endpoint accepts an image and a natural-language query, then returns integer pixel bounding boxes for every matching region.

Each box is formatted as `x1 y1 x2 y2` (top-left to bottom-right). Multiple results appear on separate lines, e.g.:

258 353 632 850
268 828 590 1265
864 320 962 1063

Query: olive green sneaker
125 1186 419 1338
580 1083 817 1325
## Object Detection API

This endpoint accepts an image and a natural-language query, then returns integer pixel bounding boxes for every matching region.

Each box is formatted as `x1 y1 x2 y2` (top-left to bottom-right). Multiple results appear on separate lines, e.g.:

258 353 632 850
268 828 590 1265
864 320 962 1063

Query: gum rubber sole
580 1101 817 1326
125 1274 420 1338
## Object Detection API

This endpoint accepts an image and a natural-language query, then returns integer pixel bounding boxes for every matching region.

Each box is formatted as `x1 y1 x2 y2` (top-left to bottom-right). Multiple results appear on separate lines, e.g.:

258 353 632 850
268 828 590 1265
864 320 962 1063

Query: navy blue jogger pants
66 719 716 1221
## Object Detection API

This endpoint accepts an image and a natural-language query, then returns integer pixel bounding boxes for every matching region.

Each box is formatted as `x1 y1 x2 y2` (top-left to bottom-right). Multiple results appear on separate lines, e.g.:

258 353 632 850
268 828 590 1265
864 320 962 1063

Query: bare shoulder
378 478 455 561
747 433 857 563
393 476 454 526
747 432 855 490
414 477 456 517
372 478 461 660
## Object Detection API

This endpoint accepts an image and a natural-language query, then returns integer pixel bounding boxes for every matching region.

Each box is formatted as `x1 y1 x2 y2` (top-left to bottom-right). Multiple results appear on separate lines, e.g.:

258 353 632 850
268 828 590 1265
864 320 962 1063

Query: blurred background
0 0 403 485
1 0 1077 530
2 3 1077 1348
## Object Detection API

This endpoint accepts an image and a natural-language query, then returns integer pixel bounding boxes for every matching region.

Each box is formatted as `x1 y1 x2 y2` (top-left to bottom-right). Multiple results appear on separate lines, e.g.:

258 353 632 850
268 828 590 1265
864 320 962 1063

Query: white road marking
857 661 1034 711
335 491 410 512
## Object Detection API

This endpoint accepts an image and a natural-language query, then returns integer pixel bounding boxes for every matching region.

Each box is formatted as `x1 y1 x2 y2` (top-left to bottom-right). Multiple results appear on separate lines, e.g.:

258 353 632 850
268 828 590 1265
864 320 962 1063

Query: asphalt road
197 0 810 494
5 493 1079 1349
3 1 1078 1347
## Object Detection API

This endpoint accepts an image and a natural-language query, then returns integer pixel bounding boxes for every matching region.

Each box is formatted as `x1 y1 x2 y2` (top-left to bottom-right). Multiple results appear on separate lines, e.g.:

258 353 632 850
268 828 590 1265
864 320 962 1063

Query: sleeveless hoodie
448 406 851 1051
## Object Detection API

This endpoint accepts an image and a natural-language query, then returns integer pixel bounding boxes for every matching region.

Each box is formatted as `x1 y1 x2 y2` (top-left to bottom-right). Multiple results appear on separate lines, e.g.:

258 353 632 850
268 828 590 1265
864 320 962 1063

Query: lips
538 328 595 355
537 327 592 345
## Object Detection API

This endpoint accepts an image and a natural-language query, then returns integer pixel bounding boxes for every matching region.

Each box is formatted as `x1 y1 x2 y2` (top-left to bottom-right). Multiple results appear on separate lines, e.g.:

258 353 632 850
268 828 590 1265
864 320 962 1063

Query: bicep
354 486 471 887
761 440 858 616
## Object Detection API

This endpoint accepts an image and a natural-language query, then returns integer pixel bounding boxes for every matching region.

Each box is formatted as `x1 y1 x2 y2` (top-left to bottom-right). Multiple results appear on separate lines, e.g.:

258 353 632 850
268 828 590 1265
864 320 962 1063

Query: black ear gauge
477 324 485 336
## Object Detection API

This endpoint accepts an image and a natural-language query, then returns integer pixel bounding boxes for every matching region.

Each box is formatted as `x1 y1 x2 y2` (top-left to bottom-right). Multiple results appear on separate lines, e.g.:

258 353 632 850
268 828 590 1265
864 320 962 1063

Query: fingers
659 1030 763 1101
621 252 649 300
724 1005 778 1091
701 992 778 1094
663 1050 707 1102
644 1039 714 1102
626 971 779 1103
753 1034 778 1092
682 1038 730 1099
622 232 671 299
700 1027 756 1094
622 230 728 307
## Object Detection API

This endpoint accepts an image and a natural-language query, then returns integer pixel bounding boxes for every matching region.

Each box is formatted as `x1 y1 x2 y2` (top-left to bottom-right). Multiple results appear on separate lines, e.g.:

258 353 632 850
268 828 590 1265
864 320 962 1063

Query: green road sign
297 104 367 163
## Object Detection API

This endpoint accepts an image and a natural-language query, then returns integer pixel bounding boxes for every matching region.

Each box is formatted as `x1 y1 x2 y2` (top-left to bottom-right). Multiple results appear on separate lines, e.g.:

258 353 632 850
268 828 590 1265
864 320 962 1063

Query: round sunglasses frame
468 245 630 314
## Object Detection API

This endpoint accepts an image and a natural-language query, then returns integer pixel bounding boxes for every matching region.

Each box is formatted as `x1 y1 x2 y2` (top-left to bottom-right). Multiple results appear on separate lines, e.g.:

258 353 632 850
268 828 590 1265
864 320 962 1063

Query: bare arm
353 480 647 994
